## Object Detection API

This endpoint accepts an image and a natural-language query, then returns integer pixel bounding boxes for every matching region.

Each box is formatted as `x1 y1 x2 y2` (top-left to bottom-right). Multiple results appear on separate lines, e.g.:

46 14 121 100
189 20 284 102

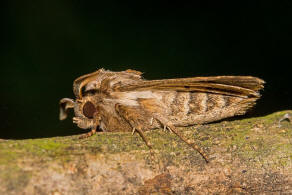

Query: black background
1 1 291 139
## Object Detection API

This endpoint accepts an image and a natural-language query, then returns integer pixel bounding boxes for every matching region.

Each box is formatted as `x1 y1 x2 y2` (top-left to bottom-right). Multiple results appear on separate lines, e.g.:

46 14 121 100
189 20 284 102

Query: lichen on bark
0 111 292 194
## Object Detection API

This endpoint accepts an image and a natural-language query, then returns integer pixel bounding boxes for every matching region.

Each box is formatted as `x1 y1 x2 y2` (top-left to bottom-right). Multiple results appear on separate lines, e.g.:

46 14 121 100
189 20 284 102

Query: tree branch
1 111 292 194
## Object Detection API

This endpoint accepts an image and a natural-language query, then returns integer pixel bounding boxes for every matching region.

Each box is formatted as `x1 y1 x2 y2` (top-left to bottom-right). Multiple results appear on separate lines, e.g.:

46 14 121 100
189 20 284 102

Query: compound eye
82 101 96 119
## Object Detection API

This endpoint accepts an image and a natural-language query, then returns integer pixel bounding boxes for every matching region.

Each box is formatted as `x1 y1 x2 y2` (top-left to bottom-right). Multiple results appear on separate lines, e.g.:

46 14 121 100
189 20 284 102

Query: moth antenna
73 69 104 98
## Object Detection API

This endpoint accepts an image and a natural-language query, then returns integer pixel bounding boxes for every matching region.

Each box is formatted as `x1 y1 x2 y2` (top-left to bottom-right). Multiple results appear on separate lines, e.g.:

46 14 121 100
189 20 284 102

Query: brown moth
59 68 264 162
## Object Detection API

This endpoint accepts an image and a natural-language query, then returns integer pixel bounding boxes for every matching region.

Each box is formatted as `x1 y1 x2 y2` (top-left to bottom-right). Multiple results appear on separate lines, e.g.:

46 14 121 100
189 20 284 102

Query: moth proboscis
59 68 265 163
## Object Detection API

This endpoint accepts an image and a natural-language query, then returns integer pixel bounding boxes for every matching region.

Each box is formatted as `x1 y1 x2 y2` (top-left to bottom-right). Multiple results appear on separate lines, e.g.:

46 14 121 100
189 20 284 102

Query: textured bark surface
1 111 292 194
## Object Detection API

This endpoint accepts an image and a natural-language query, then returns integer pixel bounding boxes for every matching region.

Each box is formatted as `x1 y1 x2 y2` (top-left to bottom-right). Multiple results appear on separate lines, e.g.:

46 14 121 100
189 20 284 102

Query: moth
59 69 264 162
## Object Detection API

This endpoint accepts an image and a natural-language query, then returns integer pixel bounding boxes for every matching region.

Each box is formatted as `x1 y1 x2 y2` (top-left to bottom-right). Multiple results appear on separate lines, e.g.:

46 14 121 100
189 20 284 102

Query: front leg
78 128 97 139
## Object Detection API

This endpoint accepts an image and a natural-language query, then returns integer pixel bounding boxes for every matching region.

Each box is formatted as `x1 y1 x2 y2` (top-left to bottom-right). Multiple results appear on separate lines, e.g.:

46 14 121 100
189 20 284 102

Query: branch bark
1 111 292 194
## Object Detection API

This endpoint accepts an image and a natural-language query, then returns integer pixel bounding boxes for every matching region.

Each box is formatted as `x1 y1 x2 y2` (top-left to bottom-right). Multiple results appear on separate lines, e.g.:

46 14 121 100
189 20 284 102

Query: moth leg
132 127 136 135
150 117 153 125
115 104 153 151
163 125 171 132
170 125 208 163
133 127 156 161
132 127 153 150
157 117 209 163
79 128 97 139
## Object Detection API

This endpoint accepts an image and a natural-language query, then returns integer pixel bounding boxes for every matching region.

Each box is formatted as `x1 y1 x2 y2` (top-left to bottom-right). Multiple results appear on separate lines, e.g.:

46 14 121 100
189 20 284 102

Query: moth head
59 96 99 129
74 97 100 129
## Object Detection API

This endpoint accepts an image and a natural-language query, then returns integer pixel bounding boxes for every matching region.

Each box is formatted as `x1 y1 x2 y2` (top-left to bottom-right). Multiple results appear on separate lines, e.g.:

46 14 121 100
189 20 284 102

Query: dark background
1 1 291 139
